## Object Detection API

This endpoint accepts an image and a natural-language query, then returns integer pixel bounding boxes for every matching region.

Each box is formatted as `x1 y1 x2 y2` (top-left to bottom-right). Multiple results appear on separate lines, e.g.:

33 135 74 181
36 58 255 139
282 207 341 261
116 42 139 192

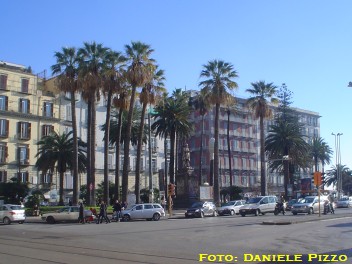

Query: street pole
148 107 153 202
332 132 343 198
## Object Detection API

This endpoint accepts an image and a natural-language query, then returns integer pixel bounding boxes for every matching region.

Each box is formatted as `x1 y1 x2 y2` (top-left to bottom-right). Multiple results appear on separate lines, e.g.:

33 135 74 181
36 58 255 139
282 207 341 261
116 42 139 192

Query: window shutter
42 125 45 137
43 102 47 116
28 123 31 139
50 103 53 117
17 172 21 182
22 79 29 93
51 125 54 133
4 171 7 182
28 100 30 113
40 174 44 184
5 96 8 110
5 146 8 158
25 172 29 183
5 120 9 137
19 99 23 112
17 122 20 137
26 148 30 160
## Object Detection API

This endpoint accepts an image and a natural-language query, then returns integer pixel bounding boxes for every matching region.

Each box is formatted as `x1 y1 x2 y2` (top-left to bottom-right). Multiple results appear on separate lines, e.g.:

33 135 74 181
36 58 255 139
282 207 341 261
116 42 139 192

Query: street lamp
332 132 343 198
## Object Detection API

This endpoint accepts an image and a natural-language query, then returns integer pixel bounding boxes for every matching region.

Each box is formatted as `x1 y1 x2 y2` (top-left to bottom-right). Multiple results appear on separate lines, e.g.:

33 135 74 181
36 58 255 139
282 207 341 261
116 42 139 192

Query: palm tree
35 131 87 205
310 137 332 172
246 81 278 196
325 165 351 192
78 42 109 205
151 90 192 185
265 120 311 198
199 60 238 205
135 66 166 203
122 41 155 202
101 51 126 204
189 89 211 187
51 47 80 205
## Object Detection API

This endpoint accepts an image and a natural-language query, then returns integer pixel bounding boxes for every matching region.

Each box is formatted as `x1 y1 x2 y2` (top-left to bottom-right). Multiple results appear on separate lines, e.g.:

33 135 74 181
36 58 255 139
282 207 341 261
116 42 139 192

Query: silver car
121 203 165 221
41 206 92 224
0 204 26 225
217 200 245 216
336 198 350 208
291 196 327 215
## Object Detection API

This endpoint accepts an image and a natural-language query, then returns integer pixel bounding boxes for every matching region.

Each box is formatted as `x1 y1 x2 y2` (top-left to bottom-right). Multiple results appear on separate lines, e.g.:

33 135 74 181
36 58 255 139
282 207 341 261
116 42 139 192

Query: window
18 146 29 164
152 159 157 172
42 125 54 137
66 105 72 121
151 137 157 152
108 154 113 169
0 144 8 163
19 98 30 113
0 74 7 90
0 119 9 137
41 173 52 184
135 205 143 210
43 102 53 117
0 171 7 182
144 204 153 209
21 78 29 93
17 122 31 139
17 172 29 183
0 96 8 110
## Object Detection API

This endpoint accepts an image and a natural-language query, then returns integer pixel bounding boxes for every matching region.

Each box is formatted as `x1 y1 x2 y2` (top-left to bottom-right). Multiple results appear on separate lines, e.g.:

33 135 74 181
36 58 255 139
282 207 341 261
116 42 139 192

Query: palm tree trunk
103 90 112 204
71 92 79 205
214 103 220 206
86 100 92 205
59 171 64 206
164 138 168 192
169 129 176 184
135 103 147 203
122 85 137 202
260 116 266 196
114 110 123 200
227 111 233 186
91 93 97 206
199 115 204 187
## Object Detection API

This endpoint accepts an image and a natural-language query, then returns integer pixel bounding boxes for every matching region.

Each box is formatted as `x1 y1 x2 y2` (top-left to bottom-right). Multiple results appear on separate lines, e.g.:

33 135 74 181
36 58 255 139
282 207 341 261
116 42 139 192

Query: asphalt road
0 208 351 264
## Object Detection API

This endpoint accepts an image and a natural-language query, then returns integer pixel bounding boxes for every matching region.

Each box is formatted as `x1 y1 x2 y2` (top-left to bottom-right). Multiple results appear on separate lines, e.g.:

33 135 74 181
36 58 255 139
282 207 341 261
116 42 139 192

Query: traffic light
314 171 322 186
168 183 175 196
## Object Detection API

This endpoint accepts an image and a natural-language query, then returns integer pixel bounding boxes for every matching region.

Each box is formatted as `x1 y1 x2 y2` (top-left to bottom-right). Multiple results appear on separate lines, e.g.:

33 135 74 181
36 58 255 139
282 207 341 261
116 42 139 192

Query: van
239 196 277 217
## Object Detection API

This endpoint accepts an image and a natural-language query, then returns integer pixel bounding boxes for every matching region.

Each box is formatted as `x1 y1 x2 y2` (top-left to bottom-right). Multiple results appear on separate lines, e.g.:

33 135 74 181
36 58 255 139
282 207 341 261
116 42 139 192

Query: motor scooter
323 201 334 214
274 202 285 215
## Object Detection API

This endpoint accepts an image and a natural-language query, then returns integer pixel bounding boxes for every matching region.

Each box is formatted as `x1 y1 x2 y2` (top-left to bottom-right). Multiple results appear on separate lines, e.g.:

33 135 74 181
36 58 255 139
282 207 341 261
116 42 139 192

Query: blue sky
2 0 351 170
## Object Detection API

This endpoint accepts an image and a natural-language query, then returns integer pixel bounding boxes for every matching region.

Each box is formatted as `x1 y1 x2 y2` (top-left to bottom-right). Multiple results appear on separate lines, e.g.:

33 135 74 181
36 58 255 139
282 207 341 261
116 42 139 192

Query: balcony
20 159 30 165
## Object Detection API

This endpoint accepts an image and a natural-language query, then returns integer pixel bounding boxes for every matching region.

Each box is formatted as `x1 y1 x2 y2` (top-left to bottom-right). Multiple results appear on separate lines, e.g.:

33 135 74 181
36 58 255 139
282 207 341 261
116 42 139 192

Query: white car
239 196 278 216
121 203 165 221
41 206 92 224
0 204 26 225
217 200 246 216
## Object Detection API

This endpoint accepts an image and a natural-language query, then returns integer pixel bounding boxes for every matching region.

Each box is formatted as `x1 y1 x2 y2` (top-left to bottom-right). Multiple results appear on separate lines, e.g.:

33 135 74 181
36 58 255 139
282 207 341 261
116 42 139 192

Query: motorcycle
323 201 335 215
274 202 285 215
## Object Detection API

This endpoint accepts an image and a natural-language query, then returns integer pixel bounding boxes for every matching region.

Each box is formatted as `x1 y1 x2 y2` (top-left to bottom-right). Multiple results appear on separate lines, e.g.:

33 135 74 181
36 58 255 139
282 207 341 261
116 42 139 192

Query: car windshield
246 197 262 204
10 205 23 210
191 202 204 208
222 202 235 206
58 207 70 213
288 199 297 205
301 198 314 203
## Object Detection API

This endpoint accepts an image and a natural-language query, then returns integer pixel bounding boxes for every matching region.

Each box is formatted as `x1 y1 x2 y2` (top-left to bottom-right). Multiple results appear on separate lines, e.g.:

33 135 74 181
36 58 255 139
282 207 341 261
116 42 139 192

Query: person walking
113 200 122 222
78 202 85 224
97 201 109 224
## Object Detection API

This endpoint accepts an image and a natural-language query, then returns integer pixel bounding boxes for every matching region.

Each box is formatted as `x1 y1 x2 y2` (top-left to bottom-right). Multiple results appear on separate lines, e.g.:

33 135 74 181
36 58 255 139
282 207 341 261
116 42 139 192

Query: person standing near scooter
113 200 122 222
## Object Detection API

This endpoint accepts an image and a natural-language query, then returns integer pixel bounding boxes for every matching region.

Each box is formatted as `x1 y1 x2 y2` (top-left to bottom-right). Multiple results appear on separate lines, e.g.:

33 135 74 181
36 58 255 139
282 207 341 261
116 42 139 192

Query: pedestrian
78 202 85 224
97 201 109 224
113 200 122 222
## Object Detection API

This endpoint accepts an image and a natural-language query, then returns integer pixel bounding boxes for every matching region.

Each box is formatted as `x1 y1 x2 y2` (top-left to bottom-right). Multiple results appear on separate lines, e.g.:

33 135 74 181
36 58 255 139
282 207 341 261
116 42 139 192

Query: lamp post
332 132 343 198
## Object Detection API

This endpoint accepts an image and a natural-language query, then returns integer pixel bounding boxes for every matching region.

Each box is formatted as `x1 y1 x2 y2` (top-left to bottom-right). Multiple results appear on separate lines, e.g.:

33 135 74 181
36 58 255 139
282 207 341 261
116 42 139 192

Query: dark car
285 199 298 211
185 201 217 218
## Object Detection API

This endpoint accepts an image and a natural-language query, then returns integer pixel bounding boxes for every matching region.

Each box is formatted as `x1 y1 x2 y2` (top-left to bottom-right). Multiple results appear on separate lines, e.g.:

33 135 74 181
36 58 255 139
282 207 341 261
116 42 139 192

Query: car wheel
3 217 11 225
123 214 131 221
241 213 246 217
292 212 297 215
46 216 55 224
308 208 313 215
230 210 235 216
152 213 160 221
255 209 260 216
18 221 24 224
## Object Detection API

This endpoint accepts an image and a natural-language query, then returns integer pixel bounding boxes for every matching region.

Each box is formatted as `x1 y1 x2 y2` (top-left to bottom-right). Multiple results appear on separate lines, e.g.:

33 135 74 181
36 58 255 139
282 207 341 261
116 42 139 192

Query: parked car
239 196 277 217
217 200 246 216
41 206 92 224
121 203 165 221
291 196 328 215
285 199 298 211
336 197 350 208
185 201 217 218
0 204 26 225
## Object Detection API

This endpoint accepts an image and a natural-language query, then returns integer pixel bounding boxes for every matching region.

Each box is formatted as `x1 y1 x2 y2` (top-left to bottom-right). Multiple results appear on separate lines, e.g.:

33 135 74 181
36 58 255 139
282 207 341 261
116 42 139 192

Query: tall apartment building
188 94 320 196
0 61 61 193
